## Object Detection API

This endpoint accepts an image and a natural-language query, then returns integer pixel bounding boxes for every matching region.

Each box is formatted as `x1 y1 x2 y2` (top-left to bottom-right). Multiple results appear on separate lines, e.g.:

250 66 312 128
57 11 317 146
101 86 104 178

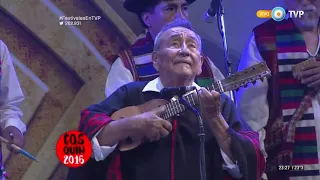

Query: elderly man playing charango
67 20 265 180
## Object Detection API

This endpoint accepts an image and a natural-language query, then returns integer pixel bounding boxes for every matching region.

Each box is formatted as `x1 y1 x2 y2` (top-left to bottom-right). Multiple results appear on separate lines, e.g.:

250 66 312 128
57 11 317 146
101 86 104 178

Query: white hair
153 20 202 51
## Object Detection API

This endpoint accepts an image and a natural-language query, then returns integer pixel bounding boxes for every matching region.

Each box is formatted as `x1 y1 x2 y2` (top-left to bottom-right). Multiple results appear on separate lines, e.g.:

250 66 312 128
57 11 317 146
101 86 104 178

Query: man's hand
299 61 320 88
3 126 24 152
97 106 172 147
198 88 233 158
128 106 172 142
198 88 221 120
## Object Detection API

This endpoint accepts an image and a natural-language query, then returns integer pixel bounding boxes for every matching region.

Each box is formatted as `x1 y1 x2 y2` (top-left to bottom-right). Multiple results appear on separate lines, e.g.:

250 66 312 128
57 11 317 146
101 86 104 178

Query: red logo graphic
56 130 92 168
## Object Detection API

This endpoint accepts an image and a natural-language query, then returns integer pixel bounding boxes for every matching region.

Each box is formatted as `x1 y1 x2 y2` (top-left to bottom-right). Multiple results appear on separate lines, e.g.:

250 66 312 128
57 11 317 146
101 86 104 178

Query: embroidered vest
118 31 215 87
254 18 319 179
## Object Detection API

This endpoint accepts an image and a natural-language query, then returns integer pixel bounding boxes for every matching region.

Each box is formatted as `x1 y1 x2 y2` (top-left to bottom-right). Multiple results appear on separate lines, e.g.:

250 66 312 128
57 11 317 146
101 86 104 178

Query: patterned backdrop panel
0 0 131 179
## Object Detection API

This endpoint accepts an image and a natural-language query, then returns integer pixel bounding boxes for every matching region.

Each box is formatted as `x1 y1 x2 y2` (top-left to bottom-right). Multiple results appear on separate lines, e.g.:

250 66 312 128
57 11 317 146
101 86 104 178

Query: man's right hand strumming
97 106 172 147
129 106 172 142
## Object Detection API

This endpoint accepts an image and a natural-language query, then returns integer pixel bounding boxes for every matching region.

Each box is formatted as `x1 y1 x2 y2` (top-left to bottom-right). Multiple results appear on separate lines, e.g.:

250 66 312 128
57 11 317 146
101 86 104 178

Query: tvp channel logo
257 7 304 21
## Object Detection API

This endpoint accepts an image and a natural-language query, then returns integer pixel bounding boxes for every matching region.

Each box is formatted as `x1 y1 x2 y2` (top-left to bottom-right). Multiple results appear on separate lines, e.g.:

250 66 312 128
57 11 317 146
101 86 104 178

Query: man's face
285 0 320 29
152 27 203 79
144 0 189 36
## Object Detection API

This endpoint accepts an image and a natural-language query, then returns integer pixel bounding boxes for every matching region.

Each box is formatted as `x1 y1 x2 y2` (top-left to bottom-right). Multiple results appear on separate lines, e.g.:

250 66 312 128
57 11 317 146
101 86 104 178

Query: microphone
203 0 222 23
179 90 207 180
160 86 196 99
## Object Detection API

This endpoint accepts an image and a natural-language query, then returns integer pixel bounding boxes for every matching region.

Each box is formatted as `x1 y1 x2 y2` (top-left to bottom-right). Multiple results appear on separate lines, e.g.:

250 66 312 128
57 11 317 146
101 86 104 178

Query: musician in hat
105 0 225 98
67 19 265 180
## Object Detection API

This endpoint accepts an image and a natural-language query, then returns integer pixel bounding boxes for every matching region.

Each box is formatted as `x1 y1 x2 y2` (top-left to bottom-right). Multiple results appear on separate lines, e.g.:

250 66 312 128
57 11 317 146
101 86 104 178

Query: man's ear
152 51 159 71
200 54 204 66
197 54 204 75
142 12 151 27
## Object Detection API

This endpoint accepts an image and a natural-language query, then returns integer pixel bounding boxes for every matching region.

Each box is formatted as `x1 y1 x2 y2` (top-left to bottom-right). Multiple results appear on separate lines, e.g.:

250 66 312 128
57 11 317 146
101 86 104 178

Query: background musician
67 20 265 180
0 40 26 179
236 0 320 179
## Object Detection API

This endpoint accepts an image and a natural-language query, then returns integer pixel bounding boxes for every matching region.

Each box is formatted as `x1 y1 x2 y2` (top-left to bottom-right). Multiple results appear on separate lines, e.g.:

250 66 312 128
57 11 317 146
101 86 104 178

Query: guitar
111 62 272 151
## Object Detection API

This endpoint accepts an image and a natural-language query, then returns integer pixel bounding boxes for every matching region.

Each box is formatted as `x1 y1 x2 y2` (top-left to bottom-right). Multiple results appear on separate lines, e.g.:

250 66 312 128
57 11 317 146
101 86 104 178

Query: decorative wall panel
0 0 132 179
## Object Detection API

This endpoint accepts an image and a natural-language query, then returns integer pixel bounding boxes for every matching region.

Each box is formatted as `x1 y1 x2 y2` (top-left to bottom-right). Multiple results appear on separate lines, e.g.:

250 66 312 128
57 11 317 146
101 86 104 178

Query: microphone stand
180 96 206 180
216 0 236 103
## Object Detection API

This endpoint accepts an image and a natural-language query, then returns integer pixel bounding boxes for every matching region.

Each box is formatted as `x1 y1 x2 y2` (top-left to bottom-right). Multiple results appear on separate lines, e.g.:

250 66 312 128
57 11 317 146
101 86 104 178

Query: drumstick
0 136 38 162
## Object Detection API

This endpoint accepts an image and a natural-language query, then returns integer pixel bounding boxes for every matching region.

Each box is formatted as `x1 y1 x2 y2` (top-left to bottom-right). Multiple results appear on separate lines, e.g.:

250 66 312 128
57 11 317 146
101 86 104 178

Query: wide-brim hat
124 0 196 14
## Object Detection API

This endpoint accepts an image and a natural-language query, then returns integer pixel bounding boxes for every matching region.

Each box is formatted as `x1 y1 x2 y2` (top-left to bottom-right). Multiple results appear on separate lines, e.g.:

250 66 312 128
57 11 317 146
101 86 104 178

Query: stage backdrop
0 0 281 179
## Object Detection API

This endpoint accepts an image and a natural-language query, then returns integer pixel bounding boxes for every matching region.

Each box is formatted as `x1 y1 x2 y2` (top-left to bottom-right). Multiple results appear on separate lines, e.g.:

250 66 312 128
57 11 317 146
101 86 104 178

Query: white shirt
0 40 26 134
235 32 320 179
92 77 242 178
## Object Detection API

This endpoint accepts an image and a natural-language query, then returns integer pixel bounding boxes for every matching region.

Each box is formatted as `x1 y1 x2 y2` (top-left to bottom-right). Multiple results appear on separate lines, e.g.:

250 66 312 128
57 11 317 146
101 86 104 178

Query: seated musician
68 20 265 180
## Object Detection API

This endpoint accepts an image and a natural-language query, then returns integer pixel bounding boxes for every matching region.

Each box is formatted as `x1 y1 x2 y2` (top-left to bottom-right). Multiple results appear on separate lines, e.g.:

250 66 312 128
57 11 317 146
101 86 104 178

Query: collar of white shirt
142 77 201 92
